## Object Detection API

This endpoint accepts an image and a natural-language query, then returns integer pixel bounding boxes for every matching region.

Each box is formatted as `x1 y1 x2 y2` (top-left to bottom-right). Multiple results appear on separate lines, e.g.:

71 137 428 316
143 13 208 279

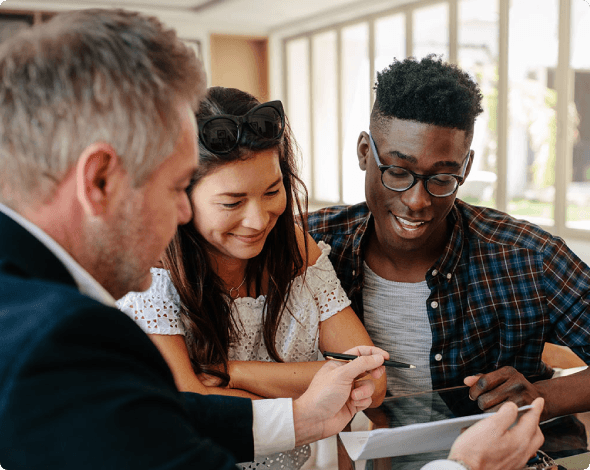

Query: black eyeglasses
368 131 471 198
198 100 285 154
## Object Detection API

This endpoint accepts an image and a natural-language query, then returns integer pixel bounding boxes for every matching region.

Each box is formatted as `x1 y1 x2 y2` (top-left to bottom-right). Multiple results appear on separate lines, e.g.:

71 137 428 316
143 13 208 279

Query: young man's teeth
396 217 424 227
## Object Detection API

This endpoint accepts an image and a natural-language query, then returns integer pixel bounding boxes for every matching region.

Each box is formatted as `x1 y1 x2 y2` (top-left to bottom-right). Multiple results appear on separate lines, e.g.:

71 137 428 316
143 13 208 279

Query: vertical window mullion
555 0 572 236
337 28 343 203
369 19 376 111
308 36 315 202
406 8 413 58
449 0 458 64
496 0 509 212
282 38 288 112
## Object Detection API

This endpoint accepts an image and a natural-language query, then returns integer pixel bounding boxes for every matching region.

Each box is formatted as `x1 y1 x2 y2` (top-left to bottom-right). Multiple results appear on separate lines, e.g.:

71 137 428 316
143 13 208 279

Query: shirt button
446 273 452 280
432 269 438 276
435 353 443 361
431 301 439 308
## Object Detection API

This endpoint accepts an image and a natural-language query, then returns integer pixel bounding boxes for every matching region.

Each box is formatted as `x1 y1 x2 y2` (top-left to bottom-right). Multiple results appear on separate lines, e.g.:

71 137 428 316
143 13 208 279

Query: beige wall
210 34 268 103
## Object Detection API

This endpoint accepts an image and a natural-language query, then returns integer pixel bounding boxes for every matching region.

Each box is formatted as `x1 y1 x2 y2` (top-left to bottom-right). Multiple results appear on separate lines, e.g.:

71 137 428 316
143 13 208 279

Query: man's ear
459 150 475 185
357 132 370 171
75 142 126 216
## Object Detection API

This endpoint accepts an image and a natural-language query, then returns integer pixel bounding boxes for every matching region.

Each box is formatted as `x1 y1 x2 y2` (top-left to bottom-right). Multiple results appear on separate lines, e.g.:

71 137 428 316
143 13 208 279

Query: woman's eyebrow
216 177 283 198
266 176 283 190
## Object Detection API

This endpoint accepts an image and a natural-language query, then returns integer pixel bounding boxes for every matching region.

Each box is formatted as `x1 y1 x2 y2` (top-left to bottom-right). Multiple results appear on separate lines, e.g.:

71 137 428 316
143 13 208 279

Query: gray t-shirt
363 262 450 469
363 261 433 396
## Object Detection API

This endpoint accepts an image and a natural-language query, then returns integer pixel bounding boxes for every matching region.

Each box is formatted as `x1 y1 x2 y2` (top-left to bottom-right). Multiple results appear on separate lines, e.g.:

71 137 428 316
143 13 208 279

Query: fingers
509 398 545 456
467 367 535 411
339 346 388 380
343 345 390 361
356 365 386 381
368 365 386 380
351 378 375 401
461 401 519 439
515 397 544 430
448 397 544 470
473 387 510 410
468 367 520 399
468 373 495 400
350 380 376 411
486 400 519 430
350 396 373 412
354 368 385 381
463 375 479 387
335 354 385 383
485 402 504 413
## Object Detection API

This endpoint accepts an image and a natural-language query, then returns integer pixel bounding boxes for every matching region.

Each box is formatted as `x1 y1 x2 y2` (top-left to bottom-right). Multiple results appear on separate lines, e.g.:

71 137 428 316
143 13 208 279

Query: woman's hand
147 334 261 398
197 361 236 387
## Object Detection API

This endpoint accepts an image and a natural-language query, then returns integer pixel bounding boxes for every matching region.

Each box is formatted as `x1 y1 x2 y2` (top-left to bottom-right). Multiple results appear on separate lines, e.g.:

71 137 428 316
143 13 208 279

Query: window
413 3 449 59
286 38 312 191
568 0 590 230
311 31 338 203
342 23 370 204
282 0 590 240
456 0 499 207
375 14 406 76
506 0 559 227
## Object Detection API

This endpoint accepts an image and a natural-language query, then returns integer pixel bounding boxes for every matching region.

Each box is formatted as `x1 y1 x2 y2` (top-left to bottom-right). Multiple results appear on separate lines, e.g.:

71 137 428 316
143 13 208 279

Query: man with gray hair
0 9 388 469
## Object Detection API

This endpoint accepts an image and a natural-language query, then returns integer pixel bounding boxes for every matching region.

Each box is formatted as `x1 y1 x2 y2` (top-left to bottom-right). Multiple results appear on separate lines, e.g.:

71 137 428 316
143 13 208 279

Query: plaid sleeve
542 236 590 364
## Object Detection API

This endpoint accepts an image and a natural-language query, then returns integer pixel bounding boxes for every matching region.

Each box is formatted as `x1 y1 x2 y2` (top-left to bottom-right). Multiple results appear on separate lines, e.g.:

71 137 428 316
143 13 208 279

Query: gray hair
0 8 207 207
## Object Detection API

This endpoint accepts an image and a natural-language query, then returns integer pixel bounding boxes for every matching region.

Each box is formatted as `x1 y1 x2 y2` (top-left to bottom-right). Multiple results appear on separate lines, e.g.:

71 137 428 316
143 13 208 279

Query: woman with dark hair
118 86 385 468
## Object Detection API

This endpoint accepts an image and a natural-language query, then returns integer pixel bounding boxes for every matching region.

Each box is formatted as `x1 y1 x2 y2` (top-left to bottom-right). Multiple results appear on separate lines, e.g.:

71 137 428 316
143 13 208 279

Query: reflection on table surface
338 386 590 470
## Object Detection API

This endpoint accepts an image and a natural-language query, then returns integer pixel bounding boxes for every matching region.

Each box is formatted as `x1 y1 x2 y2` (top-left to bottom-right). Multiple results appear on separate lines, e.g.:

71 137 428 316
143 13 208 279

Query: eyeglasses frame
368 131 471 198
198 100 286 154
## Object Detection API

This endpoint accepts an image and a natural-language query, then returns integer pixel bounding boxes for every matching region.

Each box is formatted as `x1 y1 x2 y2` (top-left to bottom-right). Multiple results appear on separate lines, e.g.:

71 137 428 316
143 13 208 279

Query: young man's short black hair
373 54 483 134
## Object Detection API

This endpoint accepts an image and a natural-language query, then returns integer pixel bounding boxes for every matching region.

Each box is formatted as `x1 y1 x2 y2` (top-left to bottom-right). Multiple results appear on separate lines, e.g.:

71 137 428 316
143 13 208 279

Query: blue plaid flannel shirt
306 200 590 389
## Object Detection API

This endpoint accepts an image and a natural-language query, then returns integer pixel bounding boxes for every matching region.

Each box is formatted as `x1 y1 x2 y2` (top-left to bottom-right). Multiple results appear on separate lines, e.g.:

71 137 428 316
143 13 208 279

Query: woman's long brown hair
162 87 308 385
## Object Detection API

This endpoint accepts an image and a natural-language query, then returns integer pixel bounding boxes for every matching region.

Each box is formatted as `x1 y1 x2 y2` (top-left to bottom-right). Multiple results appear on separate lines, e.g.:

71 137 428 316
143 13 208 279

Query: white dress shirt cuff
421 460 469 470
252 398 295 457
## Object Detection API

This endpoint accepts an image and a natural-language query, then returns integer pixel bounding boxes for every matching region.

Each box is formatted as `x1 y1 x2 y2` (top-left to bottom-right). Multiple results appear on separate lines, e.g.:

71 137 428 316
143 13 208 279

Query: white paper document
339 406 532 460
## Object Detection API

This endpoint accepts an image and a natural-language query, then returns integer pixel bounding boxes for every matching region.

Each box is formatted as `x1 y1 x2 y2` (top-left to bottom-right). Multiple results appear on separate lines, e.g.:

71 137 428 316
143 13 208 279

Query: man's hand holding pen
324 351 416 369
293 346 388 446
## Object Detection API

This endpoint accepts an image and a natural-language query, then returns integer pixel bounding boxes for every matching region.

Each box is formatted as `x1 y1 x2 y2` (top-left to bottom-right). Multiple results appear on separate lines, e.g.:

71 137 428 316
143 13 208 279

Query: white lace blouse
116 241 351 364
117 242 350 469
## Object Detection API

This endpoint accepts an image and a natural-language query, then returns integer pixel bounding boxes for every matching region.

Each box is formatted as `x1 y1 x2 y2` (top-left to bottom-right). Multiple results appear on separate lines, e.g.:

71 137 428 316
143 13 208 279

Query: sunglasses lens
201 118 239 153
247 106 283 139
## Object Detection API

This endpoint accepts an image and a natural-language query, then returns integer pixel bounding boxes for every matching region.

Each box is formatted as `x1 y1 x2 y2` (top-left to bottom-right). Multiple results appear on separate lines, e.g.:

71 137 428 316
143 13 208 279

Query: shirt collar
431 204 465 279
358 202 464 282
0 203 117 307
351 206 372 277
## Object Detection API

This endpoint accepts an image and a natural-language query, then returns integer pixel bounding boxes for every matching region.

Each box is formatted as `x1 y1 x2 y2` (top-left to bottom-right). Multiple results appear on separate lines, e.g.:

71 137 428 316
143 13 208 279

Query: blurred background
1 0 589 263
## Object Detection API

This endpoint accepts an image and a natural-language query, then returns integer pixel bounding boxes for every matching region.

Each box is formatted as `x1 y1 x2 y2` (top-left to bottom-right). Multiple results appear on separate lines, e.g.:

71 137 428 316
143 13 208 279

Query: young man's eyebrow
387 150 463 171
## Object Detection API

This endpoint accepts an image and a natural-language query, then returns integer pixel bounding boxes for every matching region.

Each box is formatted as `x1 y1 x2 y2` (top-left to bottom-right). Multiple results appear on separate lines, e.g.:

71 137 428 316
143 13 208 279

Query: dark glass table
337 386 590 470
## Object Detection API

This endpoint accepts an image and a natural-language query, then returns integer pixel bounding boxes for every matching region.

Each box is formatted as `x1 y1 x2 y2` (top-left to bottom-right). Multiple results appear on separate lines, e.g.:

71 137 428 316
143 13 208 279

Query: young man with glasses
307 55 590 427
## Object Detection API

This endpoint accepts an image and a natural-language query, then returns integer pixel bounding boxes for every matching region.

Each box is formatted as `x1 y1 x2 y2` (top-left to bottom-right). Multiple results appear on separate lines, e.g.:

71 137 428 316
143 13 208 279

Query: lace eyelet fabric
238 445 311 469
116 268 184 335
116 242 351 469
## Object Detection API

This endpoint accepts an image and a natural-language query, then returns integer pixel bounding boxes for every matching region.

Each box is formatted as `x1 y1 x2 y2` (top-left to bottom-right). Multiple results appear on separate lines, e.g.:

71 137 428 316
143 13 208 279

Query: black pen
323 351 416 369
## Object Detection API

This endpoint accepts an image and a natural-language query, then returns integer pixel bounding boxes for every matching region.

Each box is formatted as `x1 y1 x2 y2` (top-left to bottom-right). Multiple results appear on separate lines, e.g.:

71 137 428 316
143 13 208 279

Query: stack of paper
339 410 518 460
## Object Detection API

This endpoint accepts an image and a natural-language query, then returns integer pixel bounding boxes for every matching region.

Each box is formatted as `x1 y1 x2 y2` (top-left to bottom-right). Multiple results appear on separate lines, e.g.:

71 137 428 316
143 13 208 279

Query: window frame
281 0 588 241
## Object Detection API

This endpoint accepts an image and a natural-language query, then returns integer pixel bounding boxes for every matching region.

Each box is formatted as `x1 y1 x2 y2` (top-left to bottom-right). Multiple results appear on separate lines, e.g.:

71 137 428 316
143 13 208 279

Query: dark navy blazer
0 211 254 469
